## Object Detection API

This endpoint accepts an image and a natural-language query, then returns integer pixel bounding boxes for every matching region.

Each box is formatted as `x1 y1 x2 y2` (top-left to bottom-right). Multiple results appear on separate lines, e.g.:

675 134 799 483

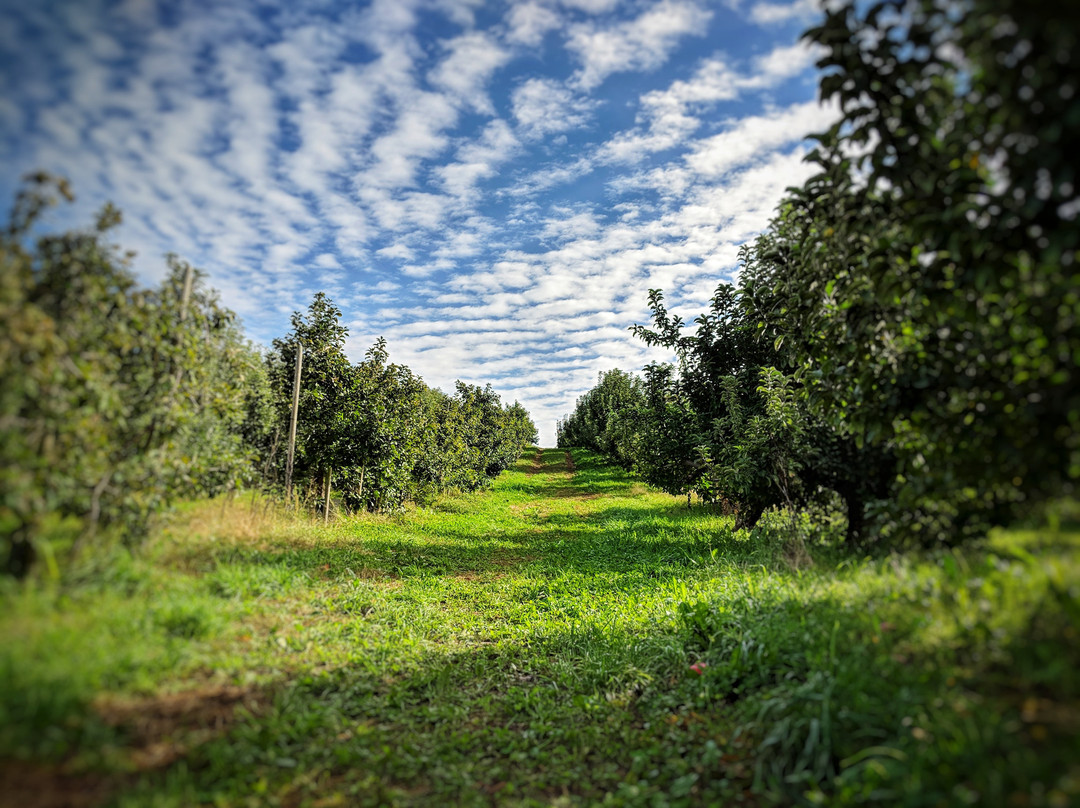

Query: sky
0 0 835 445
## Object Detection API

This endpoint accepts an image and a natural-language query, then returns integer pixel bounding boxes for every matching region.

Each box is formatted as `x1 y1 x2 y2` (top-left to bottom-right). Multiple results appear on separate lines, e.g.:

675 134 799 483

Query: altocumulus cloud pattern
0 0 834 443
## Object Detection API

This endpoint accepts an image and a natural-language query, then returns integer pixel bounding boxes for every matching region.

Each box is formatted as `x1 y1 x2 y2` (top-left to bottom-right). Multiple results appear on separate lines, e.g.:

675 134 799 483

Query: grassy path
1 449 1078 807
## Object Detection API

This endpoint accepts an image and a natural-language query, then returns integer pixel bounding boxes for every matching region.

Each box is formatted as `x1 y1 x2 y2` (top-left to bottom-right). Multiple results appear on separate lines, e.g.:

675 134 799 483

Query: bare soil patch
94 684 268 771
0 684 271 808
0 762 116 808
525 447 545 474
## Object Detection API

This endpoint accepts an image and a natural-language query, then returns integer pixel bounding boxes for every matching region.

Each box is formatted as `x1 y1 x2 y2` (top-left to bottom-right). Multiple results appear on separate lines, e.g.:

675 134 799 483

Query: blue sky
0 0 834 444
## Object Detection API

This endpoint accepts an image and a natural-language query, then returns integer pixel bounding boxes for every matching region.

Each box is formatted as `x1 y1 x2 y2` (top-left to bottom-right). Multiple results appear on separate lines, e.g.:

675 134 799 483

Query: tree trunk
844 491 866 546
735 501 765 531
5 526 36 579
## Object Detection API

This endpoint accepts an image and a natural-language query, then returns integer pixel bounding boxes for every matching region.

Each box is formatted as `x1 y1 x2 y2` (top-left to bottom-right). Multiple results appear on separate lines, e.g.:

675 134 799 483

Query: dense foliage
262 293 538 514
0 175 264 577
751 0 1079 540
560 0 1078 545
1 178 536 578
555 369 644 468
562 288 891 538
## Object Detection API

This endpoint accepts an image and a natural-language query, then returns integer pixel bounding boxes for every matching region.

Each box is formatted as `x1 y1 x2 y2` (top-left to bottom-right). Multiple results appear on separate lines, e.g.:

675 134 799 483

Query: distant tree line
559 0 1078 546
1 175 536 577
259 292 536 515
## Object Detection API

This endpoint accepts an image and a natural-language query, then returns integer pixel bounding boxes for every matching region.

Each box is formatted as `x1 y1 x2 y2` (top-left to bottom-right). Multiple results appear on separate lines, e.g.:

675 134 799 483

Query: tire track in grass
525 446 544 475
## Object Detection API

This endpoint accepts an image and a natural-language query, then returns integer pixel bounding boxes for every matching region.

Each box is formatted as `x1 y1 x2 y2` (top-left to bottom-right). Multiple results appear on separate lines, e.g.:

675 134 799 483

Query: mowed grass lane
1 449 1077 807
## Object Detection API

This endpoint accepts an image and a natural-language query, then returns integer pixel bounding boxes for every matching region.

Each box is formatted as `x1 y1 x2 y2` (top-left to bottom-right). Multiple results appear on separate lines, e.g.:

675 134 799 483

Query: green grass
1 448 1077 807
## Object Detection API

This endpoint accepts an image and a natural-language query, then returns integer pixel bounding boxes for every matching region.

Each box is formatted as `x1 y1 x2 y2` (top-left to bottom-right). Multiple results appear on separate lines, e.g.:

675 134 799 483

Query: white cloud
459 120 520 165
751 40 821 81
428 0 486 28
566 0 712 90
749 0 821 25
434 228 488 259
428 32 511 114
362 91 458 190
355 0 422 51
360 188 455 232
540 209 602 242
437 119 521 198
598 41 822 165
377 243 415 261
686 99 836 176
265 25 344 101
511 77 597 139
560 0 621 13
506 2 563 46
505 156 594 196
313 253 343 269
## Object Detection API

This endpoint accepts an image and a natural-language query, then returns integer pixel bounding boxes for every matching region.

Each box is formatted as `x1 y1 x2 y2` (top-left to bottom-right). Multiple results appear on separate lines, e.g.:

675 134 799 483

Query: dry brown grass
780 532 814 571
151 495 335 570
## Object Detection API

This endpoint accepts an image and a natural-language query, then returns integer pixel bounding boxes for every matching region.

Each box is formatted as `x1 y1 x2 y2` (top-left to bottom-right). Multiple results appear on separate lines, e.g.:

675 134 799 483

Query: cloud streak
0 0 828 444
566 0 713 90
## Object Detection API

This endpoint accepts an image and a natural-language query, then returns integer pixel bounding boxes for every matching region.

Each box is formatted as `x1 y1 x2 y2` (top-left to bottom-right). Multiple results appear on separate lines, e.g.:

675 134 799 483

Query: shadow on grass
10 452 1079 807
105 547 1080 808
195 497 782 589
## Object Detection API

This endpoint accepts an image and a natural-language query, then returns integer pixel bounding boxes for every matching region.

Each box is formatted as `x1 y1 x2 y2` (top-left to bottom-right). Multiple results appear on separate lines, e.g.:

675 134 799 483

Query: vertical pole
179 262 195 322
323 467 332 523
172 262 195 391
285 343 303 503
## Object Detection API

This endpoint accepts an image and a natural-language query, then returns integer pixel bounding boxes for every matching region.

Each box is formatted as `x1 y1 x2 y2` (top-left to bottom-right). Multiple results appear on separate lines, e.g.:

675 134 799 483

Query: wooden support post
172 262 195 391
323 467 332 523
285 343 303 503
179 261 194 322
